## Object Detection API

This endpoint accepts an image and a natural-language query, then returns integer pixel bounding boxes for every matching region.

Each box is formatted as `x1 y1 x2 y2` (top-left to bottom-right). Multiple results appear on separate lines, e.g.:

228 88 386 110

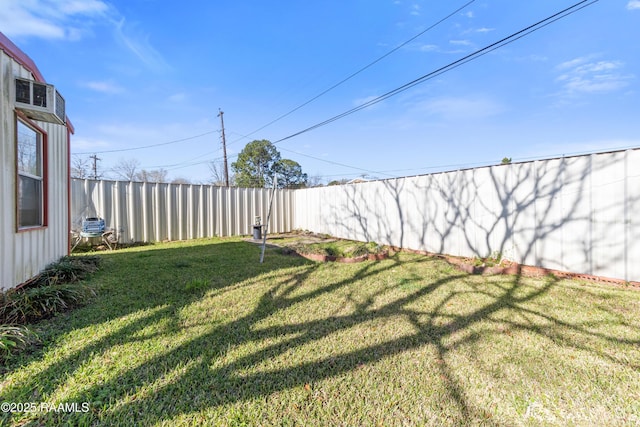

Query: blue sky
2 0 639 184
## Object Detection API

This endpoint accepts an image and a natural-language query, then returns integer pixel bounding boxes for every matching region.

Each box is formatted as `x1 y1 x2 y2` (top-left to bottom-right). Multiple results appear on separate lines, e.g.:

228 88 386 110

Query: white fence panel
628 150 640 281
293 149 640 282
71 179 295 243
72 149 638 282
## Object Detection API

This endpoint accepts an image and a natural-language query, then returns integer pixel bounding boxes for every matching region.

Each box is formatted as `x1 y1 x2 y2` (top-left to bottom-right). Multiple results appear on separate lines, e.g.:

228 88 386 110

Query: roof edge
0 31 46 82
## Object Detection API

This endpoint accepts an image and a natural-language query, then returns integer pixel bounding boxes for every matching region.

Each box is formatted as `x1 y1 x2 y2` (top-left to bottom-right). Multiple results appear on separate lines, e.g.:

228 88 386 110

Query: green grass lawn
2 237 639 426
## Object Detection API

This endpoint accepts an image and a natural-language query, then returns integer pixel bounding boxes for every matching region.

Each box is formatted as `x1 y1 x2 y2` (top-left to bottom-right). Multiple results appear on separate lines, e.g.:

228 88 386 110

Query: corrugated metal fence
71 149 639 282
71 179 294 243
294 149 640 282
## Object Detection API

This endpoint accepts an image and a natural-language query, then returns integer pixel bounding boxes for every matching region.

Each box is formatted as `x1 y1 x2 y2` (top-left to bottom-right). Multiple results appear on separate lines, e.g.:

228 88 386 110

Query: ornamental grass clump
0 324 37 363
0 282 95 325
37 256 101 286
0 255 100 361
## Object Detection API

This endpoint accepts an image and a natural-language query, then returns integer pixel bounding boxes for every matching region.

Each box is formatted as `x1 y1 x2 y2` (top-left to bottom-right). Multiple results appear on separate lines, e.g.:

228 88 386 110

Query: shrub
35 256 101 287
0 255 100 325
0 324 38 363
0 283 95 324
323 243 342 257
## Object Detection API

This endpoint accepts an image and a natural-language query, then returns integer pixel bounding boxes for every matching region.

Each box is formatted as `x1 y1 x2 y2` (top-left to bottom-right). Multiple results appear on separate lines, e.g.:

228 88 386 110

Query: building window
16 119 46 228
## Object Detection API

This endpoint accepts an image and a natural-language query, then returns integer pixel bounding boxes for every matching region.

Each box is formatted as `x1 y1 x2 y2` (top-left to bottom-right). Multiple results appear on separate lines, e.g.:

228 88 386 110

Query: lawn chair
71 217 118 251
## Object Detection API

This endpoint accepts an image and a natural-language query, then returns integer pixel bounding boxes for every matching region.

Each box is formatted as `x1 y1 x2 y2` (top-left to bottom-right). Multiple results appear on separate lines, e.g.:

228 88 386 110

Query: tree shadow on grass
0 241 313 408
2 243 639 425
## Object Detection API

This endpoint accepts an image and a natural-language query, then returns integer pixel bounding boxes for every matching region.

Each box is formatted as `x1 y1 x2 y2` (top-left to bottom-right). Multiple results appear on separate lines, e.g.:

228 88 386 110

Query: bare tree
112 158 140 181
136 168 168 183
328 178 350 186
208 160 235 186
71 155 90 179
171 177 191 184
306 174 324 188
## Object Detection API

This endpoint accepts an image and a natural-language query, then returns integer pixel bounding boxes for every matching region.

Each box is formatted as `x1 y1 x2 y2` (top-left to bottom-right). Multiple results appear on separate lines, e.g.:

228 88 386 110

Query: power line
226 0 476 146
272 0 598 145
74 130 218 155
73 1 471 167
80 0 599 182
287 144 640 183
278 146 395 178
70 1 475 173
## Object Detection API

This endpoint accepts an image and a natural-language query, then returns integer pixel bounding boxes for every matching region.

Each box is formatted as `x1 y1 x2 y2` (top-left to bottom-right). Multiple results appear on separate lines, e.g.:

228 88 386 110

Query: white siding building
0 32 73 291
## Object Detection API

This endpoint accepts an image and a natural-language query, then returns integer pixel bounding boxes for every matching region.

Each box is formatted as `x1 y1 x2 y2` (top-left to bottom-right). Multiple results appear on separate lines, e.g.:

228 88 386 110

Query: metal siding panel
510 161 539 266
627 150 640 282
141 182 148 242
237 187 245 235
457 168 480 257
403 176 422 250
178 184 185 240
591 151 627 279
211 186 218 237
0 53 10 288
186 185 194 240
227 188 235 236
66 150 637 282
1 86 69 289
121 181 133 243
559 156 592 275
534 158 566 270
132 181 142 242
200 185 207 238
114 181 124 241
168 183 177 241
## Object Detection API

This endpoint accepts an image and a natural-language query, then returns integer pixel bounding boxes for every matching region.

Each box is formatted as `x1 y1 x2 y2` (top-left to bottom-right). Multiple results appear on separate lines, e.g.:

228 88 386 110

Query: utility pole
89 154 100 180
217 109 229 187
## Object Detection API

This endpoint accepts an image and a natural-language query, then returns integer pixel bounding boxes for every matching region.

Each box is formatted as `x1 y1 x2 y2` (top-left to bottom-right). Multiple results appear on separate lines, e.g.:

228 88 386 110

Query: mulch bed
279 247 389 263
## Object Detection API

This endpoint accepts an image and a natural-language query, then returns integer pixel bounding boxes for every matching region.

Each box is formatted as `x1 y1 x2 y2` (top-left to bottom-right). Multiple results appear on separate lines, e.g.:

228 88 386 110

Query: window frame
15 112 48 231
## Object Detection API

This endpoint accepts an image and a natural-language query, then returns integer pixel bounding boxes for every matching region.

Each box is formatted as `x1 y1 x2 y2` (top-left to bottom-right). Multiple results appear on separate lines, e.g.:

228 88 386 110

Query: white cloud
450 39 472 46
411 95 505 120
353 95 382 108
0 0 108 40
556 56 633 95
627 1 640 10
0 0 167 72
519 54 548 63
419 44 439 52
60 0 109 15
82 80 124 94
113 18 170 73
71 136 111 151
168 93 187 103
